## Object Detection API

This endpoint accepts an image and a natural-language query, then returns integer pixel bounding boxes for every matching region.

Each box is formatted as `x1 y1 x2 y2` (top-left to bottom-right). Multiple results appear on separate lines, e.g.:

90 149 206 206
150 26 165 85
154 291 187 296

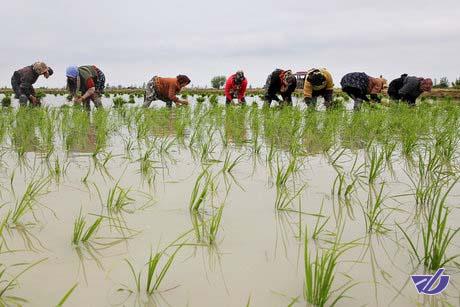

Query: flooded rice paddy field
0 94 459 306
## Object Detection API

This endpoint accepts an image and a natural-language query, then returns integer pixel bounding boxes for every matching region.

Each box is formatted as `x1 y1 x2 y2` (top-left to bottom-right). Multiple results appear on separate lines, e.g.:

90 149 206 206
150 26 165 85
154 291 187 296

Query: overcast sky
0 0 459 88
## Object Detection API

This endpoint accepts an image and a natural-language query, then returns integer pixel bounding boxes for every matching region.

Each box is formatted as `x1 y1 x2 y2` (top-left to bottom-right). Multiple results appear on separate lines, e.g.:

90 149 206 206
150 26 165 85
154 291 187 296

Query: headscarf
420 78 433 92
33 62 49 74
284 70 296 85
307 69 326 86
280 70 296 92
177 74 191 85
66 66 79 78
234 70 245 84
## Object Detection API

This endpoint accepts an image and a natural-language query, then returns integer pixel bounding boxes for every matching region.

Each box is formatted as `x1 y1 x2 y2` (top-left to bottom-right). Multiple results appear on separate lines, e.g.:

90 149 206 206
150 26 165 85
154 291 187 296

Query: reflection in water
4 223 46 251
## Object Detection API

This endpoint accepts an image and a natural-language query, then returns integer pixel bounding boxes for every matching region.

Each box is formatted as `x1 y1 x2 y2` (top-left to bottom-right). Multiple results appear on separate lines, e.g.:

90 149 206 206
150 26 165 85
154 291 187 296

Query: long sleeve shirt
225 74 247 101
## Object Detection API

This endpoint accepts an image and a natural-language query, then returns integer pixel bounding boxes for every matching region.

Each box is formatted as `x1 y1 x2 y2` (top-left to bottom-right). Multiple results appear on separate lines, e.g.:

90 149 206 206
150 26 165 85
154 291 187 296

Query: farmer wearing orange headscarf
143 74 191 108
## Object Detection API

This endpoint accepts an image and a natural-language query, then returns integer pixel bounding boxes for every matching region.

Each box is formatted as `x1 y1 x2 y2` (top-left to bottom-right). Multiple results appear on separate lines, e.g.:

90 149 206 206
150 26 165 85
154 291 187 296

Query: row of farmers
10 62 433 110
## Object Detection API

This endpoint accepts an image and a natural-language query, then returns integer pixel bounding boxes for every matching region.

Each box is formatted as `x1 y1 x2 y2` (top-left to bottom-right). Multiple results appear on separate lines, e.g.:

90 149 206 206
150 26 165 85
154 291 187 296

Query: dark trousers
401 95 417 106
308 88 333 108
11 72 21 98
342 86 369 110
342 86 368 102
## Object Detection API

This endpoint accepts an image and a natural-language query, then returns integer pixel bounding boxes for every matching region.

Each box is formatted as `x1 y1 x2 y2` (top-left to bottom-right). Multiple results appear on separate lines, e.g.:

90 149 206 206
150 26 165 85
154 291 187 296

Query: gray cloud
0 0 459 88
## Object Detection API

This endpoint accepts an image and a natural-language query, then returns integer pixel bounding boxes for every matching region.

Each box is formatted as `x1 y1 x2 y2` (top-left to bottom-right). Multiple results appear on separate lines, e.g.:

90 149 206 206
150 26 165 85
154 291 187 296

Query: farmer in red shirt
66 65 106 110
224 71 247 105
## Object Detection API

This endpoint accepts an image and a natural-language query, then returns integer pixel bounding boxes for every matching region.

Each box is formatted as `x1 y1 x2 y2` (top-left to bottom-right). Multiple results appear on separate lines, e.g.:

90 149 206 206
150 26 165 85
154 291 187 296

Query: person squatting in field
66 65 106 110
303 68 334 109
340 72 387 110
388 74 433 106
264 69 297 106
142 75 191 108
225 71 247 105
11 62 53 106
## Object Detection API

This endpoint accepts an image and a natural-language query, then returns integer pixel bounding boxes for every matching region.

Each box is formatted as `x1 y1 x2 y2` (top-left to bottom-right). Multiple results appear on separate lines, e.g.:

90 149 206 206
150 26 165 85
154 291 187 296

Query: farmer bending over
388 74 433 106
11 62 53 106
264 69 297 106
66 65 106 110
303 68 334 109
143 75 191 108
340 72 386 110
225 71 247 105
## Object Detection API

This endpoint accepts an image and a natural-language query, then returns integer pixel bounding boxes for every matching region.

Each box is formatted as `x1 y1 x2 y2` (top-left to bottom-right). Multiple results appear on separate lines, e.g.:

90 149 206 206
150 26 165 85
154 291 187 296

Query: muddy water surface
0 95 458 307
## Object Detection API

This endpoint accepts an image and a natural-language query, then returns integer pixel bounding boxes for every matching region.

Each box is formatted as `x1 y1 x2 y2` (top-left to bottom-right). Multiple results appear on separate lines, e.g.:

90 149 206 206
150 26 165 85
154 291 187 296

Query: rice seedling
0 258 47 305
303 228 355 307
189 168 216 212
72 210 103 245
332 171 357 198
220 152 244 174
105 182 135 214
208 204 225 245
275 184 306 211
398 177 460 271
8 177 50 225
128 94 136 104
136 142 158 183
209 94 218 105
121 236 185 296
363 184 389 234
311 202 330 241
190 203 225 246
1 95 11 107
113 96 128 108
366 145 385 184
35 90 46 100
56 283 78 306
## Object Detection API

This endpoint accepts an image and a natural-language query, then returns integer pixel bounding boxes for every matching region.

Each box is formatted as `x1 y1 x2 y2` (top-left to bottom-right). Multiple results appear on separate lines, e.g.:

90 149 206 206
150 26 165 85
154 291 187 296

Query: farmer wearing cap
340 72 386 110
66 65 106 110
303 68 334 109
143 74 191 108
11 62 53 106
264 69 297 106
388 74 433 106
225 71 247 105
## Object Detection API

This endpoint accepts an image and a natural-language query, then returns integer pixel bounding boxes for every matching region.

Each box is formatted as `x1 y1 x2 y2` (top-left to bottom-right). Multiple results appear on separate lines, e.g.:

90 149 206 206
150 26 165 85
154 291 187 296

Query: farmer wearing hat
303 68 334 109
143 74 191 108
11 62 53 106
340 72 386 110
225 70 247 105
66 65 106 110
388 74 433 106
264 69 297 106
